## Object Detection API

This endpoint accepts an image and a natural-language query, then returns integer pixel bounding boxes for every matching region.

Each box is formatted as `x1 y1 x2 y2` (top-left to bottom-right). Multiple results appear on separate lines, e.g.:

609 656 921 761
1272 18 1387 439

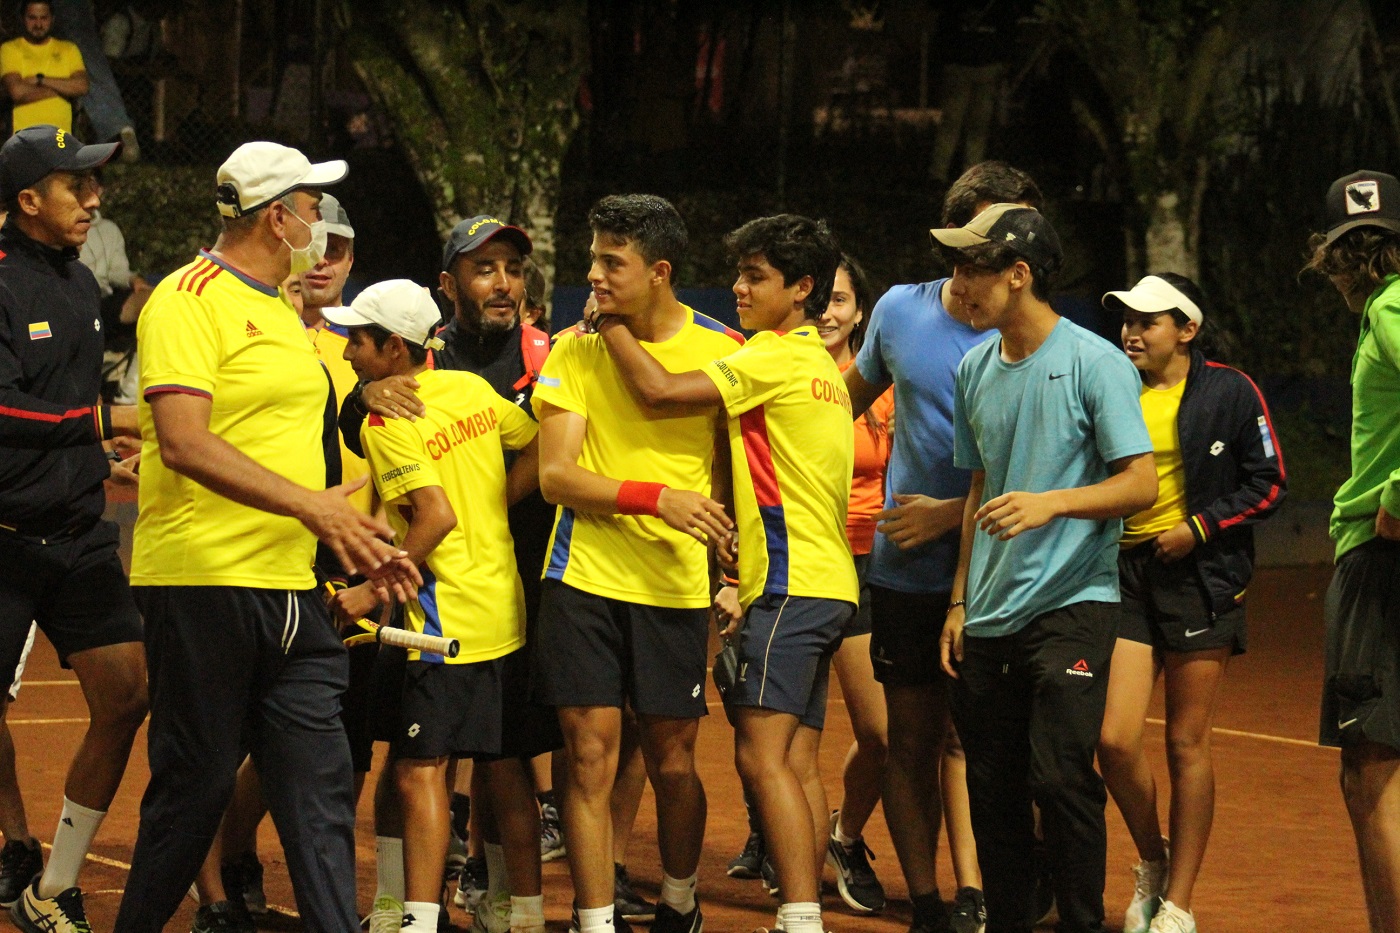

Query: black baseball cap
0 125 119 202
930 202 1063 272
441 215 533 272
1324 171 1400 244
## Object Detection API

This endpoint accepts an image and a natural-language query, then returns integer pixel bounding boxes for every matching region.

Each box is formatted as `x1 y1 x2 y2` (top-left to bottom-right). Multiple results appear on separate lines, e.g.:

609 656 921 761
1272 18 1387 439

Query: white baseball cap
1102 275 1203 325
215 141 348 218
323 280 445 349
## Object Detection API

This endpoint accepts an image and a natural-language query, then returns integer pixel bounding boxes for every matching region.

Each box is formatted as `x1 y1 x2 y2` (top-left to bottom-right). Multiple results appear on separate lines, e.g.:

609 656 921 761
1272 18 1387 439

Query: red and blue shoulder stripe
692 311 745 346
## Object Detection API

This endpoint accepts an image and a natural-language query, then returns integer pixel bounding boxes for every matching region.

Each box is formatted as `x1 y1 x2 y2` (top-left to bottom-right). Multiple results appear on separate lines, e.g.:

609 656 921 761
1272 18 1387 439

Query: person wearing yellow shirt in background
326 279 544 933
591 214 859 933
0 1 87 133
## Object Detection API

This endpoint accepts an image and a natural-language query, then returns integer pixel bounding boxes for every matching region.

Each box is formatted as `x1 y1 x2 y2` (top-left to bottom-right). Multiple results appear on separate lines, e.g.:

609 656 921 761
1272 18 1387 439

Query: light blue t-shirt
855 280 993 594
953 316 1151 637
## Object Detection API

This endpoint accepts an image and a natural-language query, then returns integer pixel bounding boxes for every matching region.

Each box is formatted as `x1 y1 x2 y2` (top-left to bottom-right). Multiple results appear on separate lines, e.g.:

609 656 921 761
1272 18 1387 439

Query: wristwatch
34 73 43 85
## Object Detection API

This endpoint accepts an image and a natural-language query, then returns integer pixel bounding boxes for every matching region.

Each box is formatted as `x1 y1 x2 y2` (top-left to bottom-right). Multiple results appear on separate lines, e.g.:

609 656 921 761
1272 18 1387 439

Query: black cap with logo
0 125 119 202
1324 171 1400 245
441 215 533 272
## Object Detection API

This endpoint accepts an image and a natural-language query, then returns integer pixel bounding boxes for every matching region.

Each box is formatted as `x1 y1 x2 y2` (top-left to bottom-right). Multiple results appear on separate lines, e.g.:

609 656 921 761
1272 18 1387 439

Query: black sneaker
541 799 566 863
614 863 656 922
949 887 985 933
0 841 42 908
726 831 764 879
220 852 267 915
826 815 885 913
454 854 487 910
759 856 778 897
908 895 952 933
569 903 635 933
191 900 256 933
651 902 702 933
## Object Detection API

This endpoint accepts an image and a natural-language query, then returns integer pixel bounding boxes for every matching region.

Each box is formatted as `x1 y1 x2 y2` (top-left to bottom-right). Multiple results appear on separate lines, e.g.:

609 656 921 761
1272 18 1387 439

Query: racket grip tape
376 626 460 658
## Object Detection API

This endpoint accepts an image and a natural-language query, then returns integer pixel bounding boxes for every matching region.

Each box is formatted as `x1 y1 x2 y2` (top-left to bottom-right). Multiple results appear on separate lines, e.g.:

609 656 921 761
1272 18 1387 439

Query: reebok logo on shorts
1066 659 1093 678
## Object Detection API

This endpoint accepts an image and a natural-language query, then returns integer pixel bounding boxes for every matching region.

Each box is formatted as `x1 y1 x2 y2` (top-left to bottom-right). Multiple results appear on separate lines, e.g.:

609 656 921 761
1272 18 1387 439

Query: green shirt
1332 274 1400 560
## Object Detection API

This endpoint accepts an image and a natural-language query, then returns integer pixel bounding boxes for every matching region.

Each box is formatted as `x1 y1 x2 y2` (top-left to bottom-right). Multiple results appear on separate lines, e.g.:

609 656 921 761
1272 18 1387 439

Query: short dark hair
4 172 57 216
20 0 51 16
724 214 842 319
587 194 688 277
362 323 428 366
523 257 546 311
940 239 1055 302
942 161 1044 227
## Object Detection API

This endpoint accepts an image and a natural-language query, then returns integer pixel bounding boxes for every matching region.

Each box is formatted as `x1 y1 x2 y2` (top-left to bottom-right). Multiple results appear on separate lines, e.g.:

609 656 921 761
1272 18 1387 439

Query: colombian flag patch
28 321 51 340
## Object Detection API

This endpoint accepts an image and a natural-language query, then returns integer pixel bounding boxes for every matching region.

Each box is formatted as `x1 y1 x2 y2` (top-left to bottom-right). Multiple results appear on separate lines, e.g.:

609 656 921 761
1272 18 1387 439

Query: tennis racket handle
377 627 460 658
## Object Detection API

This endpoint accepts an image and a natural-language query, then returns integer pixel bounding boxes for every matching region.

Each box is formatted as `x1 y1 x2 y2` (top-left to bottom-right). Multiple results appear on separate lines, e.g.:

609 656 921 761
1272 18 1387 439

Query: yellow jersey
701 325 859 610
531 308 743 608
307 321 373 515
133 251 327 589
361 369 538 664
0 37 83 132
1122 378 1189 546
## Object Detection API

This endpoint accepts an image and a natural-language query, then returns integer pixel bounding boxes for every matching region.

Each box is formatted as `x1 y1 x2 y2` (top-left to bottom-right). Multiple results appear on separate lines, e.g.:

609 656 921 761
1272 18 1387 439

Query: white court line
36 843 301 918
8 718 88 725
1144 717 1332 750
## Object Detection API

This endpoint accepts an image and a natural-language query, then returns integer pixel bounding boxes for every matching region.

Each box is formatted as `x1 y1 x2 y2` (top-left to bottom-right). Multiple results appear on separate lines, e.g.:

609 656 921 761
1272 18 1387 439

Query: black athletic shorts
340 640 380 772
1117 543 1245 655
533 580 710 719
843 554 873 639
1321 537 1400 749
868 584 951 687
727 594 852 730
0 519 142 675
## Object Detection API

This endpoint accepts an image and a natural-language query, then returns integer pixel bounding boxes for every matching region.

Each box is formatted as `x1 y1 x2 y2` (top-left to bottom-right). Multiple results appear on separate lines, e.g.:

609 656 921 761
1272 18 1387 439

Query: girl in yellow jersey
1097 274 1285 933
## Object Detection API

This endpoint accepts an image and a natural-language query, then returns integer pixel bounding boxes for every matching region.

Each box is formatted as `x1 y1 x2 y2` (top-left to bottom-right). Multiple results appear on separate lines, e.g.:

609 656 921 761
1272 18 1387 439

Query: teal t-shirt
953 317 1152 637
1332 274 1400 560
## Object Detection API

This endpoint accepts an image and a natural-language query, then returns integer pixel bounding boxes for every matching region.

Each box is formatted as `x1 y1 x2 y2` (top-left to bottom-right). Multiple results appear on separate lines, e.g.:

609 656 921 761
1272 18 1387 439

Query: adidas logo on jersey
246 320 262 337
1066 659 1093 678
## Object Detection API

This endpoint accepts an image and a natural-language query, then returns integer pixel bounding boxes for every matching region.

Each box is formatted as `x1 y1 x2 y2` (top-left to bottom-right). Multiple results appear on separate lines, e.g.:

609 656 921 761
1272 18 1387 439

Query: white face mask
284 209 327 274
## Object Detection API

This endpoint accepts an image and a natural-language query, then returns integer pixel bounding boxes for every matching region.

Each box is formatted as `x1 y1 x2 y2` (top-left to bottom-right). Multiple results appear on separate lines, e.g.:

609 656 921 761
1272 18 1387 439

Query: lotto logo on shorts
407 723 421 737
691 683 701 698
1065 659 1093 678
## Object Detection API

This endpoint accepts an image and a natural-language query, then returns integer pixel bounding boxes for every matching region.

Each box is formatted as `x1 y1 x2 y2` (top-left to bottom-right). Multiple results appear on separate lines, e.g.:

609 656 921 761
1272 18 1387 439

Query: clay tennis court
10 499 1358 931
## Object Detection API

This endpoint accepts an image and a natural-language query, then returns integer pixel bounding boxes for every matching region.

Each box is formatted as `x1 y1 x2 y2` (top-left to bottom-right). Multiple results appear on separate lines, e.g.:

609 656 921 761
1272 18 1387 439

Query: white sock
485 841 509 900
404 900 439 931
832 815 860 848
510 893 545 932
577 904 615 933
660 873 697 915
39 798 105 897
375 835 405 903
777 901 823 933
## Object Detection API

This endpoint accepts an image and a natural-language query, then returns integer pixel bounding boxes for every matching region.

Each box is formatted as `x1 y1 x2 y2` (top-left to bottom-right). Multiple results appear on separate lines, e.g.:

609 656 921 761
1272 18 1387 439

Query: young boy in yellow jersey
324 280 546 933
532 194 740 933
590 214 858 933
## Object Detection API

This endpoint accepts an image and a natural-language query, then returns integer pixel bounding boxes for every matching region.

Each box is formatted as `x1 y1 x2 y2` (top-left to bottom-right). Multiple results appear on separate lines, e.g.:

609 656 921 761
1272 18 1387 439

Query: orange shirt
842 360 894 555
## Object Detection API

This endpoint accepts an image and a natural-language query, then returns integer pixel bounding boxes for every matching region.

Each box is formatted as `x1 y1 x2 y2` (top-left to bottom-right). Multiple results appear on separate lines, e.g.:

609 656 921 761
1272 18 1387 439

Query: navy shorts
0 519 143 675
1118 543 1245 655
727 594 852 730
533 580 709 719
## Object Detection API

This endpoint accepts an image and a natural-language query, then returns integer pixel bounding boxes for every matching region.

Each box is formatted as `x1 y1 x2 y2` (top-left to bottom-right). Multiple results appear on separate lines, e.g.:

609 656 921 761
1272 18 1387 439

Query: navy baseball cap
0 125 119 202
441 215 533 271
1324 171 1400 244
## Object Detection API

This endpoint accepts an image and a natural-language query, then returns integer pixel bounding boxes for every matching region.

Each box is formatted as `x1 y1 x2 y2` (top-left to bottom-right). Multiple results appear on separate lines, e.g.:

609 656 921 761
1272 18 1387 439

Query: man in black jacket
0 124 148 933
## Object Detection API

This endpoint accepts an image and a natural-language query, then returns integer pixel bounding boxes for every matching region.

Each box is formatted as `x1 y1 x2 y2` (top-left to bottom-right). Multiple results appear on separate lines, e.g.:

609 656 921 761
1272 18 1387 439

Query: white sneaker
1148 900 1196 933
366 894 405 933
1123 852 1169 933
473 889 512 933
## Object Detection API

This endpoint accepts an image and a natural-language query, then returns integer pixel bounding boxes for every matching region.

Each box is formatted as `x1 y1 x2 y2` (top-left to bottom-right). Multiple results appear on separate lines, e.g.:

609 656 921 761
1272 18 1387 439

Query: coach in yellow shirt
116 141 418 933
0 1 88 133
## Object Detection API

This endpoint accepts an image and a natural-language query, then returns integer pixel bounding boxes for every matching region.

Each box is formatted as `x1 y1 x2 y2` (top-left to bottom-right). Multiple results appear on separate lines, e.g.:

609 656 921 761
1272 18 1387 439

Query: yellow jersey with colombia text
701 326 859 611
362 369 538 664
531 308 744 609
132 251 327 589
